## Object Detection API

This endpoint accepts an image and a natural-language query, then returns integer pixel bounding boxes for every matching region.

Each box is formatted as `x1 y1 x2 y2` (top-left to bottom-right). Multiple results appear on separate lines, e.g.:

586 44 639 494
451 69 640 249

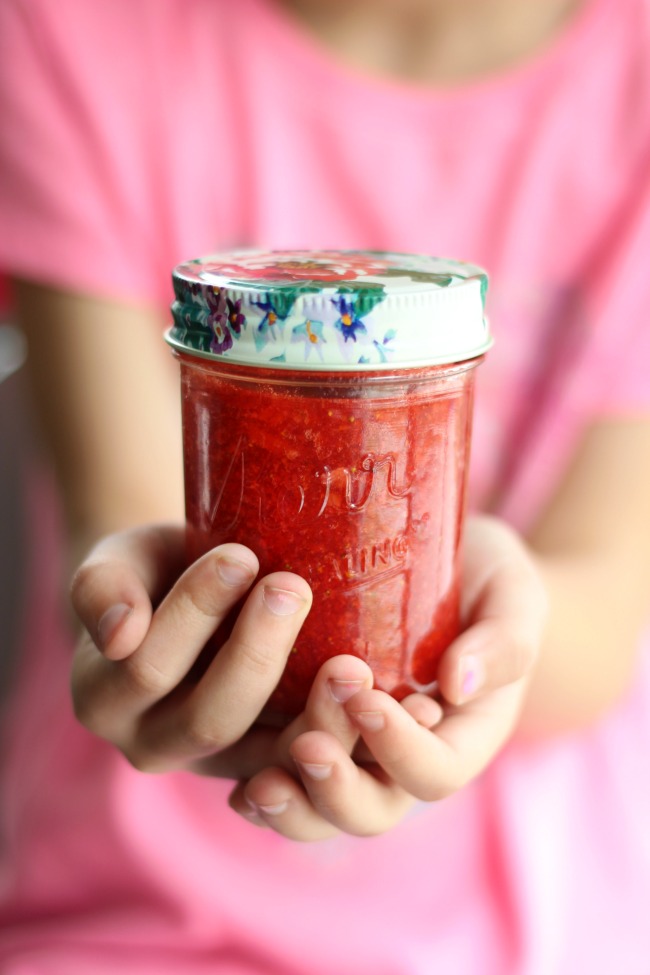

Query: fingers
228 690 440 840
289 731 413 836
398 692 445 729
70 523 187 661
345 685 524 802
142 571 312 766
72 535 314 770
229 676 523 840
437 517 547 706
229 738 413 841
128 543 261 701
193 653 373 780
72 540 262 736
274 654 373 759
229 769 341 841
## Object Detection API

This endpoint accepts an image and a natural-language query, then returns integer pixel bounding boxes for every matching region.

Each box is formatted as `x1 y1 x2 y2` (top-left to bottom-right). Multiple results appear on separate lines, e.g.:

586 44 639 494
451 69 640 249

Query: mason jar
166 250 491 719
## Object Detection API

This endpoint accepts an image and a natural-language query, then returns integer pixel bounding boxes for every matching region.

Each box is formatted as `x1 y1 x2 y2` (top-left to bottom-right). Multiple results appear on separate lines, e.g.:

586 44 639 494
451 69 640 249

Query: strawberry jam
178 358 478 717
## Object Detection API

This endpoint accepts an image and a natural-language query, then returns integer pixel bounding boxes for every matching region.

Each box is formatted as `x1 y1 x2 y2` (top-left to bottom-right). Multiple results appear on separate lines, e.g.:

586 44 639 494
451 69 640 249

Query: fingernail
460 655 484 699
97 603 132 649
262 586 307 617
295 761 333 781
241 807 265 824
328 679 365 704
240 799 268 827
349 710 385 732
216 556 256 587
257 800 289 816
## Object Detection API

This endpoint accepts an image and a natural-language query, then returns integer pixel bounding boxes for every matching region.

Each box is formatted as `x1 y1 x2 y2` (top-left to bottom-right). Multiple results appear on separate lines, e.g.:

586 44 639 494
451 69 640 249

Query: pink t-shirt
1 0 650 972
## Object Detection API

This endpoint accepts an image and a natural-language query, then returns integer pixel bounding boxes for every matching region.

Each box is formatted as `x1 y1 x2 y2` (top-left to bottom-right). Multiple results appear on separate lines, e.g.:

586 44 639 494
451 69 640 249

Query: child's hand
228 516 548 840
70 525 372 779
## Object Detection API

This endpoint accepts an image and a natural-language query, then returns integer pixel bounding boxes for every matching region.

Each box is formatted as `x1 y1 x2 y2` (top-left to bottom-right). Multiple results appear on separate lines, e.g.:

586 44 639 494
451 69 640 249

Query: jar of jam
166 250 491 719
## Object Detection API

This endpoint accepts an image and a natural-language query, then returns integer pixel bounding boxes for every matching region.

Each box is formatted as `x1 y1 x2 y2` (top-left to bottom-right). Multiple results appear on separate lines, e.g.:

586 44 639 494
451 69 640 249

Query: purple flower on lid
206 288 234 354
226 298 246 335
332 295 367 343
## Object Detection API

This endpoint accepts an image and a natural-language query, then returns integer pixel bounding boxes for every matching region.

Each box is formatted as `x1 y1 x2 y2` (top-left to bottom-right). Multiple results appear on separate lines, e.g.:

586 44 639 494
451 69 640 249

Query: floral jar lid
167 249 491 371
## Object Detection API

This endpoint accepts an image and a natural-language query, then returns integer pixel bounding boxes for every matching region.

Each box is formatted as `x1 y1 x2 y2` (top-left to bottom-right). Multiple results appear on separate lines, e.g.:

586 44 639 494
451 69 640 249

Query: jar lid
167 249 491 371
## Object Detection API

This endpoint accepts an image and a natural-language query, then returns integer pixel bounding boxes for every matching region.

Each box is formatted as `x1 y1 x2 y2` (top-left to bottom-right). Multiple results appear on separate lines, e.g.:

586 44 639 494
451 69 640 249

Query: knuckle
70 667 105 736
122 745 165 775
176 706 227 754
69 559 103 611
233 635 282 678
177 577 223 620
378 743 413 775
70 688 102 735
121 656 170 699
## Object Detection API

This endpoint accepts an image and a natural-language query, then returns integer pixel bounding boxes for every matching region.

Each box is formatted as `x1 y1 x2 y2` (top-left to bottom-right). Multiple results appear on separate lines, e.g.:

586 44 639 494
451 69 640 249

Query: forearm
518 548 649 737
515 417 650 737
14 282 185 557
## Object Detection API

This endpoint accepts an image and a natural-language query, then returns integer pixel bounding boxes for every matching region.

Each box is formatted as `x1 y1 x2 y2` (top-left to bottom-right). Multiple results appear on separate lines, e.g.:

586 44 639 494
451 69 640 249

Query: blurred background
0 278 29 701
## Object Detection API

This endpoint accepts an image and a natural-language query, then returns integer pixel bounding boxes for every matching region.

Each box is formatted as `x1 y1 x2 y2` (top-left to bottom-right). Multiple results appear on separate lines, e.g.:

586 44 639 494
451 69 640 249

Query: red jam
179 356 478 718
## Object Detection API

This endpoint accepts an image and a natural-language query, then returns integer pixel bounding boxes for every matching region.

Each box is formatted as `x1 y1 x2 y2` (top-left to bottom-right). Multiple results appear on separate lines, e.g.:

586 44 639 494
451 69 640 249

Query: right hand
70 524 377 780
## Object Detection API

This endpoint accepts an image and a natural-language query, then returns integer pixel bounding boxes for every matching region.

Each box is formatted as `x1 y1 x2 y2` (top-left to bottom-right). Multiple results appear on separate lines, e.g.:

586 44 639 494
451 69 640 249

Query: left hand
229 515 548 840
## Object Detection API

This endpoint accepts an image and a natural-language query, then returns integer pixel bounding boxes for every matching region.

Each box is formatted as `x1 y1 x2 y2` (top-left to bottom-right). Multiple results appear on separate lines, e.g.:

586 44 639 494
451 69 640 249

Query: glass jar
166 250 491 719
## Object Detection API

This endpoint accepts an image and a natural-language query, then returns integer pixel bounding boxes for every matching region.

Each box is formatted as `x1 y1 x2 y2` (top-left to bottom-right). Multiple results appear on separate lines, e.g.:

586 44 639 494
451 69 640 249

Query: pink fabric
1 0 650 971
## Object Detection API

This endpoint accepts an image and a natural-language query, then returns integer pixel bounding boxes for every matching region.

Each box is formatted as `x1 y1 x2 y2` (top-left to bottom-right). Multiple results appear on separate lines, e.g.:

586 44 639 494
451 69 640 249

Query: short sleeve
0 0 164 303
